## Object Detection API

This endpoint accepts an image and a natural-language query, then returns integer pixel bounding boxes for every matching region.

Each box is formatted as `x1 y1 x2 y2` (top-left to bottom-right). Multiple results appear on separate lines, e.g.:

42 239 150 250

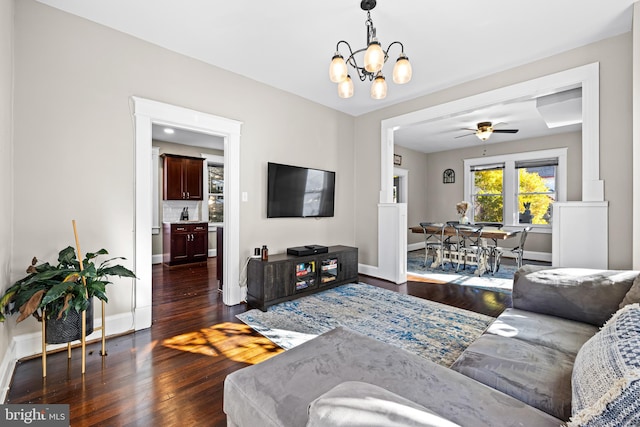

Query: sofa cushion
450 333 575 420
512 266 638 326
307 381 460 427
486 308 598 356
619 274 640 308
224 326 562 427
568 304 640 427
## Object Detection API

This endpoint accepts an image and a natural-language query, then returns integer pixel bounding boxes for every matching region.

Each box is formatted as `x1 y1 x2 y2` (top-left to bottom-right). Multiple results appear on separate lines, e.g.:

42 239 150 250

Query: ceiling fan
456 121 519 141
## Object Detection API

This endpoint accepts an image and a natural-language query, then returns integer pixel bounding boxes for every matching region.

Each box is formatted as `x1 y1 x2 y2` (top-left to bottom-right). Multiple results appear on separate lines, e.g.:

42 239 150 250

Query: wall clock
443 168 455 184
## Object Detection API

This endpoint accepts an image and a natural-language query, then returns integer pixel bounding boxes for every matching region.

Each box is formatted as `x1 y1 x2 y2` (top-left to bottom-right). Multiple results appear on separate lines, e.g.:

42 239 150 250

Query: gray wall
356 33 632 269
392 145 428 247
10 0 356 338
0 0 14 386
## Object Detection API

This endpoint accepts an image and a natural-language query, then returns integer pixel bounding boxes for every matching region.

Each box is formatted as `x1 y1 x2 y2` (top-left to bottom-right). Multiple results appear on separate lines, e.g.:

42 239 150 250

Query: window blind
470 163 504 172
515 158 558 169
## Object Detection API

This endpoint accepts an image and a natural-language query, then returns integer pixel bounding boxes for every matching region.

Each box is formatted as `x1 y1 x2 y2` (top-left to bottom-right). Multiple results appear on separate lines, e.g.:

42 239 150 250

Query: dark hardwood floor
5 258 511 426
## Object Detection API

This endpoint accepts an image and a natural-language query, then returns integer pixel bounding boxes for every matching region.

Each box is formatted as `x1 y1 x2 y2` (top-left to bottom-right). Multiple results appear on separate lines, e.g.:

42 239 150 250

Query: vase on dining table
460 215 469 224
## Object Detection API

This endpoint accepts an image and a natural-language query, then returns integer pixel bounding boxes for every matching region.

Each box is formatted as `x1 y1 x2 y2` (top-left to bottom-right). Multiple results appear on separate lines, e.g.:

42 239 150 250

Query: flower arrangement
456 201 470 224
456 201 470 216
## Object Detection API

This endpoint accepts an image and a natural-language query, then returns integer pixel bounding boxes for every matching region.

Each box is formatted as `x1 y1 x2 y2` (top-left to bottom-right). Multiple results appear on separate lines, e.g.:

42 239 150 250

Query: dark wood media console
246 245 358 311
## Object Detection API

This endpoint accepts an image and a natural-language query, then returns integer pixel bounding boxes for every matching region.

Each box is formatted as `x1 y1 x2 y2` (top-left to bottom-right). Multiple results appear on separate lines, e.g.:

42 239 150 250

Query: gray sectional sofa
224 266 640 426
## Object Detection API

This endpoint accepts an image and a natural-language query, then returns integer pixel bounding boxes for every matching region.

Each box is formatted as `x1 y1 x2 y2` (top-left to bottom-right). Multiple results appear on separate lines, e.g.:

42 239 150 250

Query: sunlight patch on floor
162 321 283 363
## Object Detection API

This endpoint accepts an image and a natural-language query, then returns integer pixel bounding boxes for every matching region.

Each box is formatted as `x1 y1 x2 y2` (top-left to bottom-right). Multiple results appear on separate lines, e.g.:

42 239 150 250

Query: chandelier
329 0 412 100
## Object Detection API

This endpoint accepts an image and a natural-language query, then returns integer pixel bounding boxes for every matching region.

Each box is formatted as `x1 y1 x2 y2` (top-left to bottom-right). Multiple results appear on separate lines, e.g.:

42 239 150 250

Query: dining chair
419 222 447 268
475 222 504 273
511 226 532 268
450 223 484 272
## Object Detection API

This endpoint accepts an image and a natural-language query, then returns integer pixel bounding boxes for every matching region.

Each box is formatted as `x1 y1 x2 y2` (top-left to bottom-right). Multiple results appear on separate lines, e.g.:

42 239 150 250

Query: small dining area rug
236 282 493 367
407 249 517 293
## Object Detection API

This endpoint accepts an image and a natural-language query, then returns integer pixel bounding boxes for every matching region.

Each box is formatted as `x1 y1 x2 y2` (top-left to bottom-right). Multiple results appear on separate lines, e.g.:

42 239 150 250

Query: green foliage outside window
472 169 503 222
517 168 555 224
473 168 554 224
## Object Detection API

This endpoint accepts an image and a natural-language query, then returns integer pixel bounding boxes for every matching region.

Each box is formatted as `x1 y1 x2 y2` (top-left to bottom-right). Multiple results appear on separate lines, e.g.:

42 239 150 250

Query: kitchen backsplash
163 200 202 223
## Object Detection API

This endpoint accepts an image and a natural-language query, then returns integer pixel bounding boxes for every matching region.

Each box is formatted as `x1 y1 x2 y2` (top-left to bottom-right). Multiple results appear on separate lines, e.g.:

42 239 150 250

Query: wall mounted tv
267 162 336 218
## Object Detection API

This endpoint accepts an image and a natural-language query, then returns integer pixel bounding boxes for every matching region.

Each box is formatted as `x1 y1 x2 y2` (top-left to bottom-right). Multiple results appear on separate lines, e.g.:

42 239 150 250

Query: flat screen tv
267 162 335 218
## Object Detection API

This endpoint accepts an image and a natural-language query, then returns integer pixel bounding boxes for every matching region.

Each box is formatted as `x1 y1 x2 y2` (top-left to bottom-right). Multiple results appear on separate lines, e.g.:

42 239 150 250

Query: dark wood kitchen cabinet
163 222 208 266
162 154 204 200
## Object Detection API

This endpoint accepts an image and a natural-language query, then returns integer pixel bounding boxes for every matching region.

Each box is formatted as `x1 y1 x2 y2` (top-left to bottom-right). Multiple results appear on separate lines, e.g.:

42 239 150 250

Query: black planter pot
45 300 94 344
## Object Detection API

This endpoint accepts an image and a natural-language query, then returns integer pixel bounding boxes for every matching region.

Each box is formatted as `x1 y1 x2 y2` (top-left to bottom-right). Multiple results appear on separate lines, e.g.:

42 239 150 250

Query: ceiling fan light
392 53 412 84
370 74 387 99
329 53 348 83
364 39 384 73
338 75 354 98
476 129 492 141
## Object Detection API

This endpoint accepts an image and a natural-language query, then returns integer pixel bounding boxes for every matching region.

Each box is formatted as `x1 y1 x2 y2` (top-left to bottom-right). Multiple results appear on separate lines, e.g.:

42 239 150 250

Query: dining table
410 224 520 275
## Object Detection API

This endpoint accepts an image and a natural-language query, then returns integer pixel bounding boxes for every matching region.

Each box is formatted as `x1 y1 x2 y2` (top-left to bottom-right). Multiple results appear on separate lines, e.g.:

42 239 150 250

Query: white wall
10 0 355 341
356 33 633 269
0 0 14 402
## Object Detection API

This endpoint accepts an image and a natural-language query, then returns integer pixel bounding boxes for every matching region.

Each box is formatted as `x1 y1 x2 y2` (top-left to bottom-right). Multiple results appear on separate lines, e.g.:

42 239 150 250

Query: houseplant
0 246 136 343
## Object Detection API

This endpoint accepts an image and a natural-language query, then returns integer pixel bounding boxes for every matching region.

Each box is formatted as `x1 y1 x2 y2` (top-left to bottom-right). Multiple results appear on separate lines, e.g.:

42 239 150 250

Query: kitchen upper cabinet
163 154 204 200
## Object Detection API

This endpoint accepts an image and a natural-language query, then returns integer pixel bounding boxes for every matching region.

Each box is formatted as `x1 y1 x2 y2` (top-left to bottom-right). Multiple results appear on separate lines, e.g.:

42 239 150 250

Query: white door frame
132 97 243 330
393 167 408 203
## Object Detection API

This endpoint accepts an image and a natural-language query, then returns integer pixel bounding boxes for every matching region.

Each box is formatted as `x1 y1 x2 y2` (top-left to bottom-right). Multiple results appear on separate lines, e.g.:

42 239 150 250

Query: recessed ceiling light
163 128 175 134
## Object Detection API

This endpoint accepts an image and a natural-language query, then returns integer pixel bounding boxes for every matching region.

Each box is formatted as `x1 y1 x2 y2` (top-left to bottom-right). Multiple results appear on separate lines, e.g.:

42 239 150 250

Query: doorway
378 63 602 283
132 97 243 331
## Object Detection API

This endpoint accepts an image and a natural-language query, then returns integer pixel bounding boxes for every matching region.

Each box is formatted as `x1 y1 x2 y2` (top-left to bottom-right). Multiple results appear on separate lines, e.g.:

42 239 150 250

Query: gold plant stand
40 220 108 378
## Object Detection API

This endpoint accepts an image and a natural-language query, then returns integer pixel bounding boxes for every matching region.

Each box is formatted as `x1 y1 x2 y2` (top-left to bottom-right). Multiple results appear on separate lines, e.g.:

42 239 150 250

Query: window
464 148 567 229
516 159 557 225
208 164 223 223
471 163 504 223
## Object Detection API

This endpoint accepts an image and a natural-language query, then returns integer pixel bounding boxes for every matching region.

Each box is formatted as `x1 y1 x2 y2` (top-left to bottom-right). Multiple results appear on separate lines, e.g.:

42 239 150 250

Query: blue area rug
236 283 493 367
407 249 517 294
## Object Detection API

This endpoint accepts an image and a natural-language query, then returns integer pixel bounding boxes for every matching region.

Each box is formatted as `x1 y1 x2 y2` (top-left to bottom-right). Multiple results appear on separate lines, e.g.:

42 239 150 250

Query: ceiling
35 0 634 151
152 125 224 150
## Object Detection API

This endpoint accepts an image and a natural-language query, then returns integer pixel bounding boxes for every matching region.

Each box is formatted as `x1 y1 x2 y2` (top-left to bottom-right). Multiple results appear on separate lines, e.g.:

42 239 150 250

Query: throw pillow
619 274 640 309
307 381 461 427
568 303 640 427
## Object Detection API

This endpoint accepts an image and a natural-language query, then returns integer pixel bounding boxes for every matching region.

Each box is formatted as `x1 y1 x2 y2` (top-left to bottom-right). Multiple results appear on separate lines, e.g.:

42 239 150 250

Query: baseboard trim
407 242 423 252
0 339 16 403
1 311 137 400
358 263 380 278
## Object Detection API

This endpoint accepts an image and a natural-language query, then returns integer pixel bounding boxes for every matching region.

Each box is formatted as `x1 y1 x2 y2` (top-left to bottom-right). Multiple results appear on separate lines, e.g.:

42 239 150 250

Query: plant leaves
63 273 81 283
0 289 17 322
57 293 73 320
57 246 77 267
85 249 108 261
99 265 136 278
16 289 45 323
41 281 75 306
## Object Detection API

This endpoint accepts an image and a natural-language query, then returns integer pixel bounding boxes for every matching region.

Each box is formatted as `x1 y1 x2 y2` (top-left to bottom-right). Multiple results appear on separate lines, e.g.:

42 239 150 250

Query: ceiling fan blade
455 133 474 139
492 129 519 134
